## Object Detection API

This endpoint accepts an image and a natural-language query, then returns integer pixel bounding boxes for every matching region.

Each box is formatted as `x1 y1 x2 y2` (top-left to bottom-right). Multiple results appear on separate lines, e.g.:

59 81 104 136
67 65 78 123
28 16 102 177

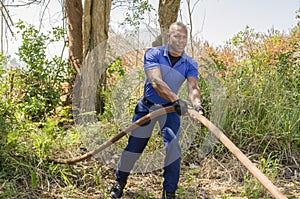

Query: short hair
169 22 188 34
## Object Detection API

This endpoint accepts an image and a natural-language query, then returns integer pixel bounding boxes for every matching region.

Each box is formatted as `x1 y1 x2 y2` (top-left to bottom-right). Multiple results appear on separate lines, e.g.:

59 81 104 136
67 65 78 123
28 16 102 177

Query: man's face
168 25 188 56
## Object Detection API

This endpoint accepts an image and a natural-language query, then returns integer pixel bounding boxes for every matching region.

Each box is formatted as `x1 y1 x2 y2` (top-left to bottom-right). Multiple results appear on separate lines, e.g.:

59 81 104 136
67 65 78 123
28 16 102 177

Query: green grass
0 23 299 198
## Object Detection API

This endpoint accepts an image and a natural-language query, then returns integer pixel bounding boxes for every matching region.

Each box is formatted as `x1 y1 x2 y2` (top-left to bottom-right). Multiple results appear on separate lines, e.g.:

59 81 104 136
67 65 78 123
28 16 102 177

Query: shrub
16 21 72 121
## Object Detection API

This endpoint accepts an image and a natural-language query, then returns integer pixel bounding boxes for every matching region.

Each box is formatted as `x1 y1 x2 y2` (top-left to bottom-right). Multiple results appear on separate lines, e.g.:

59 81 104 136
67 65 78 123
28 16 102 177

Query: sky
183 0 300 46
2 0 300 57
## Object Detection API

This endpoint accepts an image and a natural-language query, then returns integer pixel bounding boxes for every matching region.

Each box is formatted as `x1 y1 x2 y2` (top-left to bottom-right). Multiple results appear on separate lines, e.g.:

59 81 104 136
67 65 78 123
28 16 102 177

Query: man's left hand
193 104 205 115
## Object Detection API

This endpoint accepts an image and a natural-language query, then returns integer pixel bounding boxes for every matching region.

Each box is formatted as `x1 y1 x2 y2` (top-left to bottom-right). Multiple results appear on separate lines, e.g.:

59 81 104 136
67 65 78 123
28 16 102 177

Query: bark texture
78 0 112 121
153 0 181 46
64 0 83 110
65 0 83 73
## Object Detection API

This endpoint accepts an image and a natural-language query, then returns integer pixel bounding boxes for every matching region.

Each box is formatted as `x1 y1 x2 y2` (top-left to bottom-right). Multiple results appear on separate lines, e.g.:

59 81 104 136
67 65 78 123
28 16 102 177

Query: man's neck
169 50 182 57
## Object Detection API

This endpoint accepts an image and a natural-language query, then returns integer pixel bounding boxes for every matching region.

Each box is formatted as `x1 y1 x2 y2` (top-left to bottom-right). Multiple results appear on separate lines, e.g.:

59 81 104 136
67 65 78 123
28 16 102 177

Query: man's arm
145 67 179 103
187 76 203 114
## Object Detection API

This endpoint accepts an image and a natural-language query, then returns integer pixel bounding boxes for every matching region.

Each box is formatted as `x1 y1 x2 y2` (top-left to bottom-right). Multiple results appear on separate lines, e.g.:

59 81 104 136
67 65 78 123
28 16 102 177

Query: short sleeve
186 58 199 80
144 48 160 71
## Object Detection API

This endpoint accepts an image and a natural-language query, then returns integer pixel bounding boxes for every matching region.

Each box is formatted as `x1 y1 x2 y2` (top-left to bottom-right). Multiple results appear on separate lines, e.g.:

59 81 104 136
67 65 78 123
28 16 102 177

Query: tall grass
195 25 299 198
218 27 300 163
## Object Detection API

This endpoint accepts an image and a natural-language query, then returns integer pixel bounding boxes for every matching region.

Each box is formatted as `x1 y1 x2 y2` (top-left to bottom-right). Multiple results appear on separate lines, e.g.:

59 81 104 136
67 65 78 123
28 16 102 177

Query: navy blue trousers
115 98 181 192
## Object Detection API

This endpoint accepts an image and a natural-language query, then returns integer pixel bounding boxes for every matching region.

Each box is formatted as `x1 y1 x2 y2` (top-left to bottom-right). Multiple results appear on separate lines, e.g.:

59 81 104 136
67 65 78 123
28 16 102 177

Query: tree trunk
152 0 181 46
83 0 111 57
65 0 83 74
64 0 83 122
77 0 111 122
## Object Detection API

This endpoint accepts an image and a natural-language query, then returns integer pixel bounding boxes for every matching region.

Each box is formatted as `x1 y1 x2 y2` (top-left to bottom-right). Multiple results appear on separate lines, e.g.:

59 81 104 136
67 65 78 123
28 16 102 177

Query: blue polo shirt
143 45 199 104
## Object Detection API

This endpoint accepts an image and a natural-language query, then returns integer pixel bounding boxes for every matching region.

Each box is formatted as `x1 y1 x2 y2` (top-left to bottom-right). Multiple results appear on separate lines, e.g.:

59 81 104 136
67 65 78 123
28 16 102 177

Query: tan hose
46 106 287 199
187 108 287 199
45 106 175 164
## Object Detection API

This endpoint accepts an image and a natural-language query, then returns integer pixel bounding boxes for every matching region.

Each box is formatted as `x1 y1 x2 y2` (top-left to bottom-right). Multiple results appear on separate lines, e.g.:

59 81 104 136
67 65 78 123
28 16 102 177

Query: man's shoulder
146 45 166 53
144 46 167 59
182 52 197 65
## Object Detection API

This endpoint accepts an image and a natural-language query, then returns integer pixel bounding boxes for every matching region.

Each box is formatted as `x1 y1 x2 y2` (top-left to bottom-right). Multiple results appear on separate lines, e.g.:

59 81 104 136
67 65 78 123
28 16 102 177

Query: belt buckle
153 103 162 108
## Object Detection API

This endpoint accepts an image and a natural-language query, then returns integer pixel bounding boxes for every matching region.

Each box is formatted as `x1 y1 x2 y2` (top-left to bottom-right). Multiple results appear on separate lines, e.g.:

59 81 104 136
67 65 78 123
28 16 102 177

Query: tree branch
5 0 44 7
0 0 14 36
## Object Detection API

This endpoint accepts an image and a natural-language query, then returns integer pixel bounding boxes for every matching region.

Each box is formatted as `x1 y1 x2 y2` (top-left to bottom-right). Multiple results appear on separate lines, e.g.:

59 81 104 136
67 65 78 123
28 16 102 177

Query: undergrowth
0 16 299 199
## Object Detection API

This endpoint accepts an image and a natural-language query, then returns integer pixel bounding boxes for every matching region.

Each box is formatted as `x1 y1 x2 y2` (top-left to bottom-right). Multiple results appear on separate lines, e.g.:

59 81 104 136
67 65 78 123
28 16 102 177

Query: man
110 22 204 199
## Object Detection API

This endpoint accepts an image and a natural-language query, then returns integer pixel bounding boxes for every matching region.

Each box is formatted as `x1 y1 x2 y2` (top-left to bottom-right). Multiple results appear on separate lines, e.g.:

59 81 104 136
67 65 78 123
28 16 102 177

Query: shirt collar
164 45 187 60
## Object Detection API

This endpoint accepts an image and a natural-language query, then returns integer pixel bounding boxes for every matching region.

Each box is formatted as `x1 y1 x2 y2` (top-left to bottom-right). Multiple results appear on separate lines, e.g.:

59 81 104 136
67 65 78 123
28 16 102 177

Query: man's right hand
172 99 188 116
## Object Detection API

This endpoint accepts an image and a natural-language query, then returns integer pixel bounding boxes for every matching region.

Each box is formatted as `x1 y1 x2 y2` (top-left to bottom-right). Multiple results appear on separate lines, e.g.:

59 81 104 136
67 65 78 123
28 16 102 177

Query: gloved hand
172 99 188 116
193 103 205 115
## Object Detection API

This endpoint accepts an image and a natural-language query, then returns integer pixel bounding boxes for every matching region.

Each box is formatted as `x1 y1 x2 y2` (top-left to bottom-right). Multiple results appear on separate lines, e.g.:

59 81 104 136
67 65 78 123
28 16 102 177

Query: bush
210 26 300 162
16 21 72 121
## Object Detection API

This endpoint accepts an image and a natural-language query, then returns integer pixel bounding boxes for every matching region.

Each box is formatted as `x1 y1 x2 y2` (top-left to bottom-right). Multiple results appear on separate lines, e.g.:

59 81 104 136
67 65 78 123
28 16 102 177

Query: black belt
142 96 172 107
143 96 155 106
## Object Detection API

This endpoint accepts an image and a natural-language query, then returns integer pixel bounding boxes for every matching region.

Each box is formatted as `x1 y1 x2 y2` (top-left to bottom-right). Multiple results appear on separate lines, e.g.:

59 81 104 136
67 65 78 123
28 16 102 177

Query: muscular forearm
146 68 179 103
187 77 201 106
151 79 179 102
189 87 201 106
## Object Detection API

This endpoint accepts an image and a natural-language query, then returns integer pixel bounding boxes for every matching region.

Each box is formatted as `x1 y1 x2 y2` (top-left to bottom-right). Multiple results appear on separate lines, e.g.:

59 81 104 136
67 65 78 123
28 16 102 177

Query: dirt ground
38 155 299 199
